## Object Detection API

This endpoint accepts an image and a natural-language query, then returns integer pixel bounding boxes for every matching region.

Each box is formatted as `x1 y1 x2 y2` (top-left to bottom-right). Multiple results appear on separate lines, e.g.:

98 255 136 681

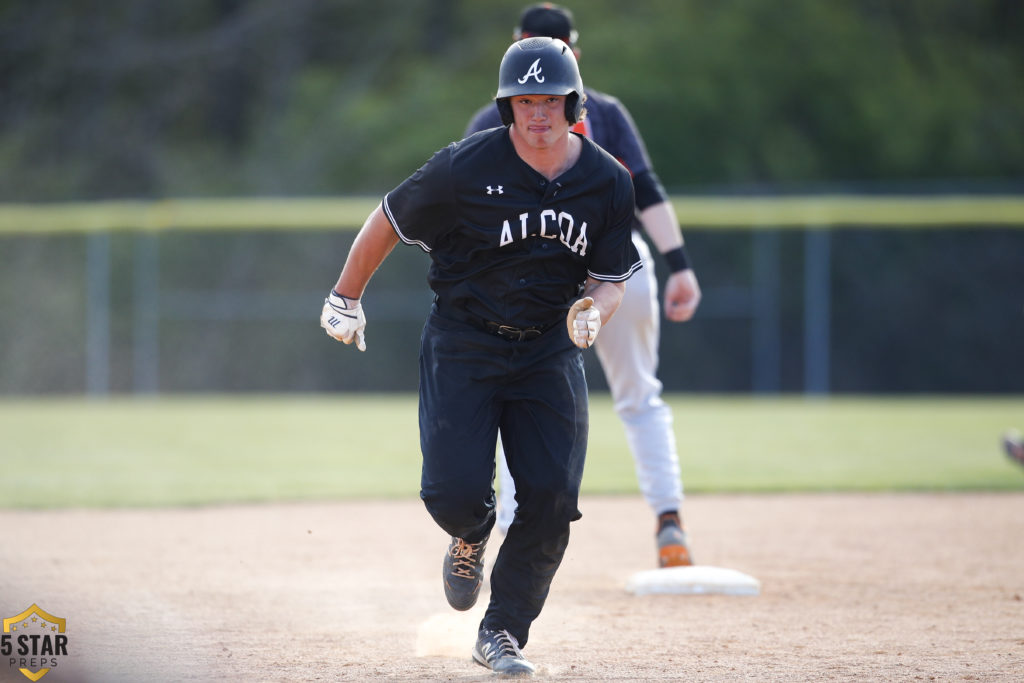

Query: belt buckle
497 324 526 341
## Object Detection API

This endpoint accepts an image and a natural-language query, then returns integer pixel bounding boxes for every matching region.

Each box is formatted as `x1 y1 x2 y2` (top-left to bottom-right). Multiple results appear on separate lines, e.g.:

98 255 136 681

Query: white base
626 565 761 596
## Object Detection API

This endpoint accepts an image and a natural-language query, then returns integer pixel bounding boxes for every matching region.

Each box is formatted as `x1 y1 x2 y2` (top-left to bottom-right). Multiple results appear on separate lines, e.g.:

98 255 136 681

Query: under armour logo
487 185 504 195
517 59 545 84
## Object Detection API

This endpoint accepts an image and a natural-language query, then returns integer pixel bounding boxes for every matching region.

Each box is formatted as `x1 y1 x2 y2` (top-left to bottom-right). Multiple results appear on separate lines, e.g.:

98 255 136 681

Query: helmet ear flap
565 92 583 124
496 98 514 126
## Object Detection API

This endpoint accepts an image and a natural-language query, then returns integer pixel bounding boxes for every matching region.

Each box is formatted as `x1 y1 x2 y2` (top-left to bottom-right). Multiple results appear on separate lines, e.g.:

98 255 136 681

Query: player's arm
567 277 625 350
604 99 702 323
582 277 625 325
333 203 400 299
320 203 400 350
638 198 701 323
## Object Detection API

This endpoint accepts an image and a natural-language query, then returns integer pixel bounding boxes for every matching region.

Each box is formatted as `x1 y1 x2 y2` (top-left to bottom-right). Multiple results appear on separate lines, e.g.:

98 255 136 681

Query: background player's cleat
473 627 535 676
443 536 488 610
657 511 694 568
1004 430 1024 467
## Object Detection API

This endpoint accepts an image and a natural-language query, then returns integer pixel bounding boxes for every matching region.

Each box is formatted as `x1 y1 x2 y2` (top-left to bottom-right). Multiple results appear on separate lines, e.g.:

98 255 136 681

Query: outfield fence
2 195 1022 395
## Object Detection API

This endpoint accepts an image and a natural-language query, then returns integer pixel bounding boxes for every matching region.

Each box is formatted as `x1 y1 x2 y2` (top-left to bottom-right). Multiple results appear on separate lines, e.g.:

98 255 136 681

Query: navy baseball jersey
466 88 670 211
383 126 642 330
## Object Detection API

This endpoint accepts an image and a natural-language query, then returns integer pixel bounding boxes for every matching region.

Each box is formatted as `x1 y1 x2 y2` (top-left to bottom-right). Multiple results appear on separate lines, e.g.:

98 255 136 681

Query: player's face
510 95 570 149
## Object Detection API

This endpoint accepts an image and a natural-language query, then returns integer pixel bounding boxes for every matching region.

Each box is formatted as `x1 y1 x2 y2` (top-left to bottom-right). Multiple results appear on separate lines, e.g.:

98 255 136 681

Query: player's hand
566 296 601 349
664 270 701 322
320 291 366 351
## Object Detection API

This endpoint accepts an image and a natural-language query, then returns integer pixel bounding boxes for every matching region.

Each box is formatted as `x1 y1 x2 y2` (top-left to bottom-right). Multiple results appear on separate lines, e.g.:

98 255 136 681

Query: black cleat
443 536 488 611
473 627 535 676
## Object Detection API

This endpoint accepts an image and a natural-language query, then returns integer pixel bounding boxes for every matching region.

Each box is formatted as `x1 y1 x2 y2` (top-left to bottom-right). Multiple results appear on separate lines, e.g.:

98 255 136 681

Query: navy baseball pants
418 308 588 647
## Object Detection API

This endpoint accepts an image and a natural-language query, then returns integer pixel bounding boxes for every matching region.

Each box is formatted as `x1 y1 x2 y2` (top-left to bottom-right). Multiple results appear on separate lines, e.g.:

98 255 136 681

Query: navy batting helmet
495 37 585 126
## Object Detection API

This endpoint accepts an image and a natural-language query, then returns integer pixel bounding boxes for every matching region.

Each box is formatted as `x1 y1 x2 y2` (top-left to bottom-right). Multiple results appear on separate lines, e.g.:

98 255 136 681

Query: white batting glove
320 291 366 351
566 296 601 349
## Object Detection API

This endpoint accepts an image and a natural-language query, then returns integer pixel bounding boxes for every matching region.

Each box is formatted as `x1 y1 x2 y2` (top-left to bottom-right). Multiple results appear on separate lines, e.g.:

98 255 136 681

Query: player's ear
496 98 514 126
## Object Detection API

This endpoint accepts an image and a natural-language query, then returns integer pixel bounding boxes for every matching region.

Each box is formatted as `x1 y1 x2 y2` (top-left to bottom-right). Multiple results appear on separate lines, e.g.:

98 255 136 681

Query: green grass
1 394 1022 508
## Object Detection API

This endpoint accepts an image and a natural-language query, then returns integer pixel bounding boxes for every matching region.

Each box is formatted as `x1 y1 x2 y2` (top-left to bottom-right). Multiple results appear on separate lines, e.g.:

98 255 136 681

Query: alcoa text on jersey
381 126 641 331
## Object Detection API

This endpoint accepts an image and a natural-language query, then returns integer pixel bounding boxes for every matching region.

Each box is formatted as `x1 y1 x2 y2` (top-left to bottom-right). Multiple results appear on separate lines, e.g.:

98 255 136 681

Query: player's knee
514 488 581 531
421 484 494 539
615 393 669 422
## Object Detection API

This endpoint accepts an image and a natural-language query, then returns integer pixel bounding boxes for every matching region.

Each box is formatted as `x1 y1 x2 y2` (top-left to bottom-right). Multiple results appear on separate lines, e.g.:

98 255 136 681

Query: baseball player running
466 3 703 568
322 37 640 675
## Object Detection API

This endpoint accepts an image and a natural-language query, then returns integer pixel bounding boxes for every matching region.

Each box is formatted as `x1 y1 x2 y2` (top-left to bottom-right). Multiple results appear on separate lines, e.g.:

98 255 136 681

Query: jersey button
519 278 526 285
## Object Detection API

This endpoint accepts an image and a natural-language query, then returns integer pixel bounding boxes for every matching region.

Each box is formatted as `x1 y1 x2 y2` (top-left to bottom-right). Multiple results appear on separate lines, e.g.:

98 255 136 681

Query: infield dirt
1 493 1022 681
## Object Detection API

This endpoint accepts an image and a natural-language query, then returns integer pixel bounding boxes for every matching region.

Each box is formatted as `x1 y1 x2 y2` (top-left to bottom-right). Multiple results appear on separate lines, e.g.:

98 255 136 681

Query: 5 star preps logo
2 605 68 681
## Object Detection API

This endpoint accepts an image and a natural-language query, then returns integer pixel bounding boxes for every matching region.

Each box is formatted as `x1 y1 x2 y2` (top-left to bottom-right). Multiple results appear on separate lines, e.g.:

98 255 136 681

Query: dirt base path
2 493 1023 681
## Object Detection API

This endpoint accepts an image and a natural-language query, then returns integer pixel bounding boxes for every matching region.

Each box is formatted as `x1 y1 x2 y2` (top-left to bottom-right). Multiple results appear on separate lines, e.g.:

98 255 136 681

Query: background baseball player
466 3 702 568
322 37 640 675
1005 430 1024 467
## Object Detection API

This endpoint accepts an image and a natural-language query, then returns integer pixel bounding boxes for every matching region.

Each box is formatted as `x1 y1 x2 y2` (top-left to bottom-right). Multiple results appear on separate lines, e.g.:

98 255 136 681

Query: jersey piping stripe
383 194 432 253
588 259 643 282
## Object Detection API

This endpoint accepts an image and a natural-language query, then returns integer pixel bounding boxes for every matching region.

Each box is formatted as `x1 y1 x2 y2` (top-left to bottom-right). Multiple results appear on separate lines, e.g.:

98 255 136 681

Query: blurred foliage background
0 0 1022 395
2 0 1022 199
